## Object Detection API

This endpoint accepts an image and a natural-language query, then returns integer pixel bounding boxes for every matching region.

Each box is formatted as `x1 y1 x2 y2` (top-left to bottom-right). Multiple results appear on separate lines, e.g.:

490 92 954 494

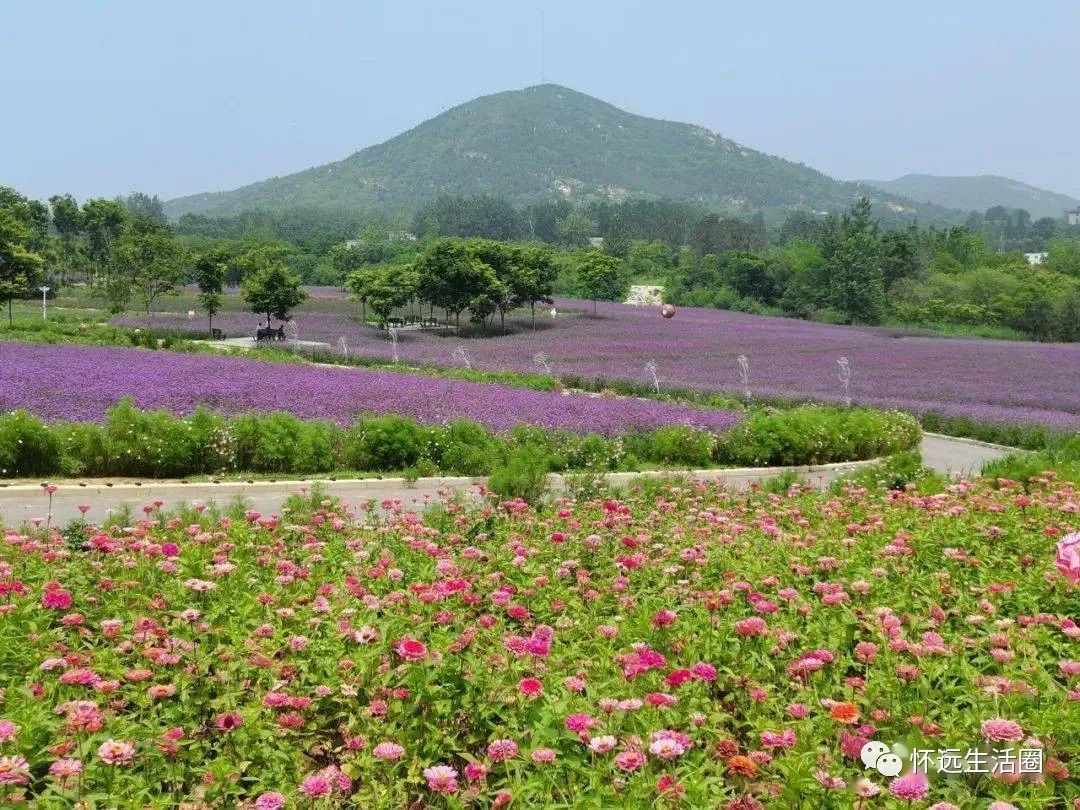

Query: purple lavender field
117 299 1080 429
0 342 740 435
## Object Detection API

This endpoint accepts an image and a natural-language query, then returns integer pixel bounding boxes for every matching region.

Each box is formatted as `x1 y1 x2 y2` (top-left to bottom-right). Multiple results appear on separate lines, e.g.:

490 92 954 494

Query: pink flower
1056 532 1080 583
298 774 333 798
565 713 599 733
588 735 618 753
97 739 135 766
692 662 717 681
395 636 427 661
48 758 83 781
254 792 286 810
214 712 244 732
373 742 405 761
487 739 519 762
734 617 768 637
423 764 458 793
760 728 796 749
652 609 677 627
518 677 543 697
0 721 17 742
649 737 686 759
981 718 1024 742
888 771 929 801
42 589 73 610
615 750 647 771
464 762 489 781
531 748 557 763
0 755 30 785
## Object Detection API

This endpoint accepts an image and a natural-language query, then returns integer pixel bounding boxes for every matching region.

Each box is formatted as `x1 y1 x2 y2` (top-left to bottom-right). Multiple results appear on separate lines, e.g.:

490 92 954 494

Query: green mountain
166 84 954 221
861 173 1080 220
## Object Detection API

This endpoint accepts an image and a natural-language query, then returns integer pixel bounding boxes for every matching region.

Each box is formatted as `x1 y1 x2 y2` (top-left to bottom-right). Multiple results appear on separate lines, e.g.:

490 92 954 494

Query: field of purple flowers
0 342 740 436
115 298 1080 430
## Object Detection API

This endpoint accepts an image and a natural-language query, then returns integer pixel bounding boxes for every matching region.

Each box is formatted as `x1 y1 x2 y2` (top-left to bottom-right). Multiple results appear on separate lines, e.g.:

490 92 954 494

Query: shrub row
0 399 920 480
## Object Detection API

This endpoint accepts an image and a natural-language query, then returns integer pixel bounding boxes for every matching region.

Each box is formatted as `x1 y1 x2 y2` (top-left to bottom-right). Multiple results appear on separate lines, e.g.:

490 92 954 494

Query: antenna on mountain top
540 9 546 84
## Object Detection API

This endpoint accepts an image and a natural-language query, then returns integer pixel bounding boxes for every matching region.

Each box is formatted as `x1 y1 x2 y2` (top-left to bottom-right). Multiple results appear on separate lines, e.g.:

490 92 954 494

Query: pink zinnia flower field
0 476 1076 806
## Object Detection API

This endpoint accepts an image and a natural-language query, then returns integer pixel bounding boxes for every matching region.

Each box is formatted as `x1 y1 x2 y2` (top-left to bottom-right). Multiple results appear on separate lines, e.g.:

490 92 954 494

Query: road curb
0 458 885 496
922 432 1026 453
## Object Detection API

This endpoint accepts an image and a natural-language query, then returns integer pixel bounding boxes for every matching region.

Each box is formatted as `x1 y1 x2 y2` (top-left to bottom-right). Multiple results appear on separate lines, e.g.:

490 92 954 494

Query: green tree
414 239 488 327
0 208 43 326
81 198 126 288
346 266 380 321
828 231 884 324
109 217 185 314
119 192 167 223
554 210 596 248
1044 238 1080 277
365 266 417 326
723 251 773 301
879 227 920 288
576 250 626 315
193 250 228 335
49 194 83 284
602 213 631 258
242 258 307 326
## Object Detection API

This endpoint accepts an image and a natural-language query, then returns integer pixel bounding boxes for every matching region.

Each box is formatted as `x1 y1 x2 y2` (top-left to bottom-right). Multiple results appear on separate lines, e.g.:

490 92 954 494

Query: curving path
0 434 1017 527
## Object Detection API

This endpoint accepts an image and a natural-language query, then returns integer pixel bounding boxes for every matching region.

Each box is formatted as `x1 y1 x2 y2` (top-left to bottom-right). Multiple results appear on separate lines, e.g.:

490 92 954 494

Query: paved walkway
0 434 1016 527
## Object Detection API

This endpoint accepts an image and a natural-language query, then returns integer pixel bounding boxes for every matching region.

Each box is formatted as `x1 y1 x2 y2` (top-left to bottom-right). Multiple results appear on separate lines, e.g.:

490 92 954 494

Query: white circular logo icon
860 741 903 776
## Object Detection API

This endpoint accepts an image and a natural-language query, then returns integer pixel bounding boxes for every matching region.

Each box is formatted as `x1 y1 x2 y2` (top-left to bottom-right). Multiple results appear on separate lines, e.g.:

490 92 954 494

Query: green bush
487 445 551 503
437 419 498 475
53 422 108 477
101 399 203 478
342 414 426 471
626 426 713 467
231 412 309 474
0 410 60 477
717 407 920 467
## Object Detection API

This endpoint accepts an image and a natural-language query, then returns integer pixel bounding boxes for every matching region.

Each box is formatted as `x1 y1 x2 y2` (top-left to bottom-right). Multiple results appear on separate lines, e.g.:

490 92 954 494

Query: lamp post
39 286 50 320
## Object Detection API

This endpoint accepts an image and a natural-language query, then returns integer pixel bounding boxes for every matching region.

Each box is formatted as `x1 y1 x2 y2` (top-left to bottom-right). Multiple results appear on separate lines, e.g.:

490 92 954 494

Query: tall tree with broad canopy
242 258 307 327
109 216 186 315
576 250 626 315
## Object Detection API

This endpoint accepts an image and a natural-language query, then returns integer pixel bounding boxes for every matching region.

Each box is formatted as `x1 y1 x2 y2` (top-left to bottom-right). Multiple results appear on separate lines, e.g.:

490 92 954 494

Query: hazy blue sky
2 0 1077 202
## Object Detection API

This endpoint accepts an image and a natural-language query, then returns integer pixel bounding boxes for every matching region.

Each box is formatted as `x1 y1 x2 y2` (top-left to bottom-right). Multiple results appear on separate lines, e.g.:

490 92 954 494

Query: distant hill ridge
165 84 956 221
861 173 1080 220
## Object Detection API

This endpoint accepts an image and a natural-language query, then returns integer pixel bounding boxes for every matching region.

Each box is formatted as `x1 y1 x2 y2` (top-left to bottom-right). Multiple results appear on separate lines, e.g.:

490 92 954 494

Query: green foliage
193 250 228 332
836 451 946 494
241 257 307 325
576 250 627 312
0 410 58 477
436 419 499 475
717 407 921 467
0 191 45 326
486 444 551 503
108 215 186 315
342 415 426 471
99 398 205 478
626 426 713 467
